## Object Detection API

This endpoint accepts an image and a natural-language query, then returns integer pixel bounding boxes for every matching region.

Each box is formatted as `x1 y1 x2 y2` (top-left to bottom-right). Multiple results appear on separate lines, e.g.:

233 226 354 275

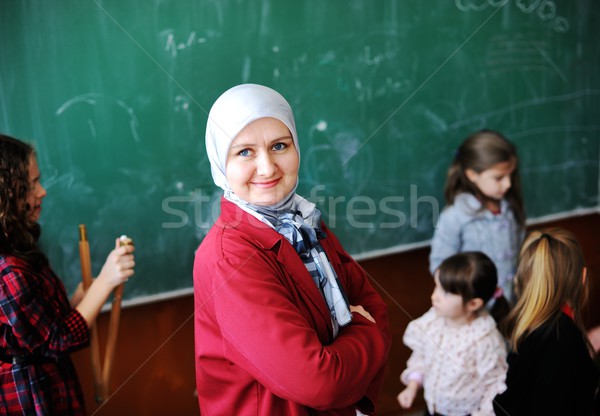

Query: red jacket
194 199 391 415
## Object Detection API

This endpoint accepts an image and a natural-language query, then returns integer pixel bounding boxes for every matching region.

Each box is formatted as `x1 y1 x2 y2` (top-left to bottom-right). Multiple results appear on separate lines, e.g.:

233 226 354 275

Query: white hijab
205 83 318 227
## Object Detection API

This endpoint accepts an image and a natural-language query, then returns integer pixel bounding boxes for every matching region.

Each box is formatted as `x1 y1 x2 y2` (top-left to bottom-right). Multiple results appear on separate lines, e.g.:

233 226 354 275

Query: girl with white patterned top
398 252 508 416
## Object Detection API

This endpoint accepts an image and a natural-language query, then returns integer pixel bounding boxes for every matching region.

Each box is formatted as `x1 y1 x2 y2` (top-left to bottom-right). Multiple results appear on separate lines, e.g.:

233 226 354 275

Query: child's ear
465 169 479 183
466 297 484 312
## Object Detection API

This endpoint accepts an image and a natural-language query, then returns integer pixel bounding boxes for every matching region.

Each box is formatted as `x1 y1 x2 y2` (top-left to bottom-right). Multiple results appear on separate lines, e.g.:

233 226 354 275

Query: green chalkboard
1 1 598 302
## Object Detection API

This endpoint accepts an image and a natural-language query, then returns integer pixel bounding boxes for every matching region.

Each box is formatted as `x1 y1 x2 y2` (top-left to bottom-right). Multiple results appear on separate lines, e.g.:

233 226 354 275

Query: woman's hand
350 304 376 323
96 238 135 290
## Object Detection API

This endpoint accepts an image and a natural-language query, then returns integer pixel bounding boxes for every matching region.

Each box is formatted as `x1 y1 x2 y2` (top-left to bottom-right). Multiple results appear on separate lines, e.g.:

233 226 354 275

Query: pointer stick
78 224 105 403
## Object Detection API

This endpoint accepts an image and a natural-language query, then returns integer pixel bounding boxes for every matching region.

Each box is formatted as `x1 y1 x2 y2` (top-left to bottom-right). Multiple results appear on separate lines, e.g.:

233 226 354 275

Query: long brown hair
0 133 47 266
505 228 589 352
444 130 525 228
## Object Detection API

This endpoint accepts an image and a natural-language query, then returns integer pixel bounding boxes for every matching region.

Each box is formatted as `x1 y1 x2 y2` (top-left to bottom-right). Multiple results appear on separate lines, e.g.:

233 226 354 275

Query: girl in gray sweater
430 130 525 307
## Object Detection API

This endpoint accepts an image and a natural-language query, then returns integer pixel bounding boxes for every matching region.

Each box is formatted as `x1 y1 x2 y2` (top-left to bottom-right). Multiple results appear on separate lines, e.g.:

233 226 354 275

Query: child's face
466 158 516 201
431 273 470 322
26 155 47 222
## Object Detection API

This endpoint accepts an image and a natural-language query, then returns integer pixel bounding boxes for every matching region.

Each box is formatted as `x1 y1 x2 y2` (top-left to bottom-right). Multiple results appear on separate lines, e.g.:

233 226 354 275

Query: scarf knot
275 212 352 337
276 212 321 257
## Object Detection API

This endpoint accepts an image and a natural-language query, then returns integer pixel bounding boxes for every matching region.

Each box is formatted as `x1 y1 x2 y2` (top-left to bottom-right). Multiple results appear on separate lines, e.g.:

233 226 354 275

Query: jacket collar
217 198 283 250
456 193 509 218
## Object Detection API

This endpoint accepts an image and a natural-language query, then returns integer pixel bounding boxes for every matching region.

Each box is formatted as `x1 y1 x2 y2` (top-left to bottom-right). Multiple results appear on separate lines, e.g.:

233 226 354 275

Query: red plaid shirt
0 255 90 415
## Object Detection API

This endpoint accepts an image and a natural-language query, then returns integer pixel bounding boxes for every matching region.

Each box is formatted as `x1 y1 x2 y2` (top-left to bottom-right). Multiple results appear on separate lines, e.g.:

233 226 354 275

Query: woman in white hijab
194 84 391 416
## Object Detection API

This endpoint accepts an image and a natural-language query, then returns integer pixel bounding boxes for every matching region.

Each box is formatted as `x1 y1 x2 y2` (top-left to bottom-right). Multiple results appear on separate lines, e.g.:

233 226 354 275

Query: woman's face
26 154 46 222
226 117 299 206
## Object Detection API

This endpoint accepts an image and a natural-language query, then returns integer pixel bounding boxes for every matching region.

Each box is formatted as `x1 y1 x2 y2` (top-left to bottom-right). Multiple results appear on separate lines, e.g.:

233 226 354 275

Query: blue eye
238 148 251 157
272 142 287 151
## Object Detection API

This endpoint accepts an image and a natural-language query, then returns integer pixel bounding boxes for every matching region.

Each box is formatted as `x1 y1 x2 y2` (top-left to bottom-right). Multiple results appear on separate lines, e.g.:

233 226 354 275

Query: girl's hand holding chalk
119 235 134 247
96 235 135 289
114 235 135 283
116 235 135 276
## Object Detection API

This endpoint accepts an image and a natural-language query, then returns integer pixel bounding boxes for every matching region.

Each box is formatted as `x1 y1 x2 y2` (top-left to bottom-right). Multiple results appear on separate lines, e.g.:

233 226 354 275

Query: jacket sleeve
0 264 89 357
399 317 429 386
208 234 390 412
472 332 508 416
321 224 392 414
429 206 463 275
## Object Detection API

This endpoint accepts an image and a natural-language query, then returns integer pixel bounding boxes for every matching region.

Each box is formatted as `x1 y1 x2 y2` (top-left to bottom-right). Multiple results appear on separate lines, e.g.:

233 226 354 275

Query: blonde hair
445 129 525 228
506 228 589 351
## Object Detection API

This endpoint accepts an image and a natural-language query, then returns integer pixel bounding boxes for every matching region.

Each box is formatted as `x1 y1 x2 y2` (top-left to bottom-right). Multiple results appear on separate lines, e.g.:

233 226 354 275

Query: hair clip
493 287 503 299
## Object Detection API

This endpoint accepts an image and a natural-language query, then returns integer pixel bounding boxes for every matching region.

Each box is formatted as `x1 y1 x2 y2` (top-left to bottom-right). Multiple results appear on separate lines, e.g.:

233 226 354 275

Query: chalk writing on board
161 30 217 57
55 93 140 142
485 34 565 81
510 125 600 140
174 95 191 111
302 120 374 197
521 159 600 174
449 89 600 130
455 0 569 33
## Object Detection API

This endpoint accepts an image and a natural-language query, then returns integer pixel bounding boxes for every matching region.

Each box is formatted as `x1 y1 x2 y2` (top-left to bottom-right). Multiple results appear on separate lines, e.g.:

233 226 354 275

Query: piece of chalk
119 235 134 246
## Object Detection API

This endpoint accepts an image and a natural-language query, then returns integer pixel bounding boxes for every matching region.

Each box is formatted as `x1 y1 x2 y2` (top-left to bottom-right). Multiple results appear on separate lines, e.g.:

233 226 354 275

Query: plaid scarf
276 212 352 338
